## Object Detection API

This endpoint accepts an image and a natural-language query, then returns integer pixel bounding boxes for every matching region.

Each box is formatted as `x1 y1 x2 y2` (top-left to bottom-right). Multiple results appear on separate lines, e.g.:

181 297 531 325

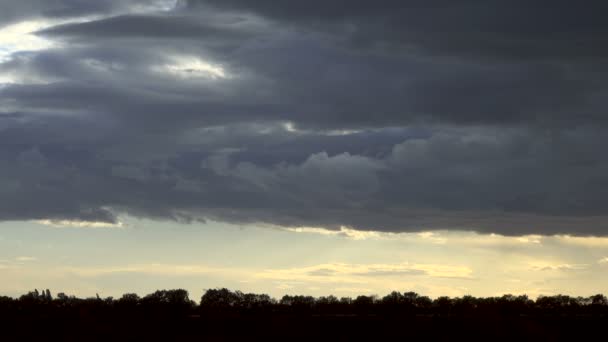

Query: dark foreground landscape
2 288 608 341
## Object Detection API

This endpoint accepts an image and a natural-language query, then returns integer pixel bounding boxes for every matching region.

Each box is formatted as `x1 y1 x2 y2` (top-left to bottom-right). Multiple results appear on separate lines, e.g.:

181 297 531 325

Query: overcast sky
2 1 608 298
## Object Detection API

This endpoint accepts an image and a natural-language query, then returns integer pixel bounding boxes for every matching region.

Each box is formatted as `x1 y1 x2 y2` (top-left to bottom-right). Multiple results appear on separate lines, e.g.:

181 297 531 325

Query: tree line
2 288 608 316
2 289 608 340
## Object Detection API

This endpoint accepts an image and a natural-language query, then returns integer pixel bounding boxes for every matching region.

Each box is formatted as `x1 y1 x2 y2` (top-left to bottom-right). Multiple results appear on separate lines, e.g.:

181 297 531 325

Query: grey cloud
1 2 608 235
2 118 608 235
187 0 608 61
18 29 602 128
0 0 161 26
37 14 257 41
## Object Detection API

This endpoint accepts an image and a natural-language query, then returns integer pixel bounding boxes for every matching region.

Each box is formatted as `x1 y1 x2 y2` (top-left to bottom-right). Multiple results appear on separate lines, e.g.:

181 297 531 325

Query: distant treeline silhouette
2 288 608 340
4 288 608 314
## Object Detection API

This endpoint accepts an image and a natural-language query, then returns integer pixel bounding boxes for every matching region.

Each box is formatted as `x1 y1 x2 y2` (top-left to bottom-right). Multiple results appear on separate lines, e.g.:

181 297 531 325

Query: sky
2 0 608 299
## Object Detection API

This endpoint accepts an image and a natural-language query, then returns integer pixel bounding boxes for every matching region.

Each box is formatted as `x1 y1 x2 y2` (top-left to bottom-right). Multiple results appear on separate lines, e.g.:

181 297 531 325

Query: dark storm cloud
187 0 608 61
2 1 608 235
34 9 606 127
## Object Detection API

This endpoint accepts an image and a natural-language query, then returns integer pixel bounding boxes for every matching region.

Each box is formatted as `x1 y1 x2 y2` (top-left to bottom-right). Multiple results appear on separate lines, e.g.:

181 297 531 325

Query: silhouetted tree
590 294 607 305
200 288 241 309
118 293 140 305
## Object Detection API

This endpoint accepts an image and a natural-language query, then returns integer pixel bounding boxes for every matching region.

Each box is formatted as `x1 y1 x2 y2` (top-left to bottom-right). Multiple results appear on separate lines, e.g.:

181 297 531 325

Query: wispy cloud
281 226 384 240
553 236 608 248
282 227 549 249
256 262 473 284
59 263 245 278
531 263 589 272
35 220 124 229
15 256 36 262
0 257 35 270
416 232 448 244
334 287 373 294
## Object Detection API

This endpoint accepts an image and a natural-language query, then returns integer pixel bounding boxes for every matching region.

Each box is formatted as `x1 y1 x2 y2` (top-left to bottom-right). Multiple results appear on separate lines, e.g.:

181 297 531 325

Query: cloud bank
2 1 608 235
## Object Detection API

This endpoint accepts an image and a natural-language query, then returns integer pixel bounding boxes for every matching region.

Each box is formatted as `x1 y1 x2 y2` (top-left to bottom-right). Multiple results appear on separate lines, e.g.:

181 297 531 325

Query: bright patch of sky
154 56 228 80
35 219 125 229
0 19 56 63
0 0 179 80
132 0 179 12
0 17 98 84
283 122 363 136
1 217 608 300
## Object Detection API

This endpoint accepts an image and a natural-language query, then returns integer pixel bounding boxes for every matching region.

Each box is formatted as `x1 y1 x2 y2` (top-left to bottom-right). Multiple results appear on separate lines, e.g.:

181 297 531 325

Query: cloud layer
2 1 608 235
